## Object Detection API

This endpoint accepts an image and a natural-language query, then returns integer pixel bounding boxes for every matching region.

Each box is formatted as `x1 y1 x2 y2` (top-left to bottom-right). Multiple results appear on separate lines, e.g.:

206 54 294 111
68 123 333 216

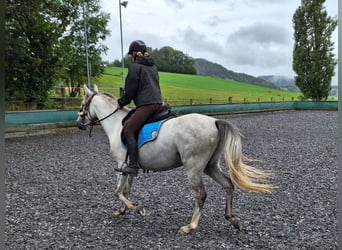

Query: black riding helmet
128 40 147 55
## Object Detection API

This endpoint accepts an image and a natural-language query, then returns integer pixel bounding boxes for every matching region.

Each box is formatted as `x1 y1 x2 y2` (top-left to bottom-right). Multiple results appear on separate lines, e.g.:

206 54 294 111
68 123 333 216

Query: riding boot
120 135 139 177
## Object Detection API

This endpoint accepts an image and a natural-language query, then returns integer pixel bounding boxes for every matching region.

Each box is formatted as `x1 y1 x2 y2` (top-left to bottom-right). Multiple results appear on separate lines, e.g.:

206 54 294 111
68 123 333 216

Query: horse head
76 84 99 130
77 84 121 132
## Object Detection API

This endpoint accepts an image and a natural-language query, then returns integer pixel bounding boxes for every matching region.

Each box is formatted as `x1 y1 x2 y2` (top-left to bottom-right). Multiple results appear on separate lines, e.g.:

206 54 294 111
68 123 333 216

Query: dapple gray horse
77 84 276 234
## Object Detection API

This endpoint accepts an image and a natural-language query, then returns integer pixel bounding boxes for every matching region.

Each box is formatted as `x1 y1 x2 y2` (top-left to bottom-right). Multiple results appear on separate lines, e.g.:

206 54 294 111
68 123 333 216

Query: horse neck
92 95 126 144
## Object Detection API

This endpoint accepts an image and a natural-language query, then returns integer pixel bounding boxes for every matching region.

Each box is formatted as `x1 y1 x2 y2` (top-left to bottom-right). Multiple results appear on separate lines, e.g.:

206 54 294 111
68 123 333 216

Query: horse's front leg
178 180 207 235
113 174 146 216
112 202 126 217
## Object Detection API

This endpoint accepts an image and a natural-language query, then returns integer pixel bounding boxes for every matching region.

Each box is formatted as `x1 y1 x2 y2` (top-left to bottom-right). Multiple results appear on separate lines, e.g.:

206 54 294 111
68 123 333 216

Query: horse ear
83 84 93 96
93 84 99 93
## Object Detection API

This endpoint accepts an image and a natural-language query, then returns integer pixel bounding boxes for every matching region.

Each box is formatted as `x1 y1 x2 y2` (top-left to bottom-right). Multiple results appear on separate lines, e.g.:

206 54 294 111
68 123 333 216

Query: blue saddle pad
137 120 164 148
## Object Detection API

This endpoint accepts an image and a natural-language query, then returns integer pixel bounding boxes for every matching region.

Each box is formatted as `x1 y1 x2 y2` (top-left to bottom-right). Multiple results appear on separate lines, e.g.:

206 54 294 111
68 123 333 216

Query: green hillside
98 66 300 105
194 58 277 89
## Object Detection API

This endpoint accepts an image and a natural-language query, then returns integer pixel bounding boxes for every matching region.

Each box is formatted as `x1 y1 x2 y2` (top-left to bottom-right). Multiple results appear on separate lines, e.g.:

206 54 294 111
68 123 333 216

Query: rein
80 93 119 137
88 108 119 136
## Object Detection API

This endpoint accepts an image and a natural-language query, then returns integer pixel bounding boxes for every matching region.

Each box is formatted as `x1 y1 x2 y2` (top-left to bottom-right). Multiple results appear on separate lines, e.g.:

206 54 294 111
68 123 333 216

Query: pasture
99 67 300 104
9 66 300 111
5 110 337 249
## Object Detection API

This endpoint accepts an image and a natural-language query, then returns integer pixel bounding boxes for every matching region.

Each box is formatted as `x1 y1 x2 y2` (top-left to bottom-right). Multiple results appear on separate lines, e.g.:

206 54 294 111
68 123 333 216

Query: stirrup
115 164 138 177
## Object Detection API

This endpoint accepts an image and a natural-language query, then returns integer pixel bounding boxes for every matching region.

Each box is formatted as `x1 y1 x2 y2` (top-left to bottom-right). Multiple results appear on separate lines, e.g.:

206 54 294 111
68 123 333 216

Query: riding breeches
122 103 162 140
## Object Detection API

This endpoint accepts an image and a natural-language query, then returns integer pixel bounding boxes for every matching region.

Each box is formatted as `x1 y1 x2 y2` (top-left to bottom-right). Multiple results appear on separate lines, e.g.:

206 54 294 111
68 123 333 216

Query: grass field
97 66 300 105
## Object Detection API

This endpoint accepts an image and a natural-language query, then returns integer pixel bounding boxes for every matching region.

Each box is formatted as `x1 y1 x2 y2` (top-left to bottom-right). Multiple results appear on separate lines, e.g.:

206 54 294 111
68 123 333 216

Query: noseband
78 93 119 136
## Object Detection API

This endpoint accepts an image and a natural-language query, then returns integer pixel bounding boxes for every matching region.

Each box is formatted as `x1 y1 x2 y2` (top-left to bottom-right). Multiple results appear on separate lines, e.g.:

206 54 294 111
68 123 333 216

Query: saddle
121 103 176 145
122 103 176 127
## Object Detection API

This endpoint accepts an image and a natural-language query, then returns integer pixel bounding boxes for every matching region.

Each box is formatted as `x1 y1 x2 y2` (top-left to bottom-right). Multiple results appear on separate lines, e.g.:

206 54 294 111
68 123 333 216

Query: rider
117 40 163 177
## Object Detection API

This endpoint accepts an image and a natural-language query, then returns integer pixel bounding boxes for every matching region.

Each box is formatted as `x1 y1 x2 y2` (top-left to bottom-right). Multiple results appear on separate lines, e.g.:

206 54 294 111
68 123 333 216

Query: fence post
228 97 232 103
190 99 193 105
61 86 66 109
210 98 212 104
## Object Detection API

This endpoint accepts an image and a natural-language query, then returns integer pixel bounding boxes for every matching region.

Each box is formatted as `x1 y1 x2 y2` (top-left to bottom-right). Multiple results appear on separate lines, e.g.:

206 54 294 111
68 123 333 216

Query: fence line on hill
6 96 301 111
5 86 338 111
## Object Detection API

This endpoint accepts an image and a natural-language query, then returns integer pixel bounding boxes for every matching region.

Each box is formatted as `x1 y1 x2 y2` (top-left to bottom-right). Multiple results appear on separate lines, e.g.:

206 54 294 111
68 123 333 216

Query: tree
113 46 196 75
5 0 110 107
152 46 196 74
292 0 337 101
59 0 110 97
5 0 67 108
109 60 122 67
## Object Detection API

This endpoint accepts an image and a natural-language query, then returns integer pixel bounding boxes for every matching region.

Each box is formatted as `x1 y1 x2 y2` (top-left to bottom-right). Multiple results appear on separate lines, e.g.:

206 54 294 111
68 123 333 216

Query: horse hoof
233 222 241 231
113 210 125 217
178 228 188 235
178 226 192 235
178 229 186 235
226 215 240 230
136 206 146 216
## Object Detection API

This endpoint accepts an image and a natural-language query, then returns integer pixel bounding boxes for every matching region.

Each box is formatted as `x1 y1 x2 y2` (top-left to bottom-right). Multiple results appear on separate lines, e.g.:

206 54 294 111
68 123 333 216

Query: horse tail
215 119 277 193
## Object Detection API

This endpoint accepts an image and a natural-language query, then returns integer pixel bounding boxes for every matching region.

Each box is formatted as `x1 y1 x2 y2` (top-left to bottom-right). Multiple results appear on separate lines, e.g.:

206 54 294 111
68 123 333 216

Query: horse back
140 113 218 151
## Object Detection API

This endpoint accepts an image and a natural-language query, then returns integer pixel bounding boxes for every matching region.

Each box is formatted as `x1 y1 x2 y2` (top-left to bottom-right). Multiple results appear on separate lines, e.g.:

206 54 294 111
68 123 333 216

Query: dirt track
5 110 337 249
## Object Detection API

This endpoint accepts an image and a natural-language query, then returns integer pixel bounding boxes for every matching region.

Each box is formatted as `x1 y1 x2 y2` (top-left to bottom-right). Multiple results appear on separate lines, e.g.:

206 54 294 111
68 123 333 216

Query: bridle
78 93 119 136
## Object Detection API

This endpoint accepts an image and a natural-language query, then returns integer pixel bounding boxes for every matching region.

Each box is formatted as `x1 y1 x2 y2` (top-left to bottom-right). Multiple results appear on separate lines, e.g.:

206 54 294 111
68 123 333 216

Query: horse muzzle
76 118 87 130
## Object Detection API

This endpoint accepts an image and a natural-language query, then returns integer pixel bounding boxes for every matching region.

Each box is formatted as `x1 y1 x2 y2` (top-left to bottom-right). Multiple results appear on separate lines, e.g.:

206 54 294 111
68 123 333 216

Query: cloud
228 22 290 45
224 22 292 69
163 0 183 8
100 0 337 82
181 26 223 55
204 16 227 27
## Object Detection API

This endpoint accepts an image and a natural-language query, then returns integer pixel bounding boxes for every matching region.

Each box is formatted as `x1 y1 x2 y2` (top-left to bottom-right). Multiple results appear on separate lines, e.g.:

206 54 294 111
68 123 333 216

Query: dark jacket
118 56 162 107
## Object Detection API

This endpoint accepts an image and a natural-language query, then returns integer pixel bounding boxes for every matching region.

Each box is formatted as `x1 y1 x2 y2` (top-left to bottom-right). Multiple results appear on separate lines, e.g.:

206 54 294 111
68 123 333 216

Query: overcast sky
100 0 338 85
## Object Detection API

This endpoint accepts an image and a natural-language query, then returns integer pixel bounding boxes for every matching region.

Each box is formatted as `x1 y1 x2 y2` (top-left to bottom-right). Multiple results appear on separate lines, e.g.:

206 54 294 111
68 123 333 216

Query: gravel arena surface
5 110 337 249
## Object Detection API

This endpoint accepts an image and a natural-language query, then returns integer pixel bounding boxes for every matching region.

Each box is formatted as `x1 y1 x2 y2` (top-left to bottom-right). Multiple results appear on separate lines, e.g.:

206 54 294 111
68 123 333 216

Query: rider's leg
120 134 139 177
118 103 162 177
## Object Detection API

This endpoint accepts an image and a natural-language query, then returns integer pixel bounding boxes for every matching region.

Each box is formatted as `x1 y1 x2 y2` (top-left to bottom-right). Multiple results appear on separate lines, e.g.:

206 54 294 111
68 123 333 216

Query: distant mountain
258 75 294 87
194 58 277 89
258 75 299 92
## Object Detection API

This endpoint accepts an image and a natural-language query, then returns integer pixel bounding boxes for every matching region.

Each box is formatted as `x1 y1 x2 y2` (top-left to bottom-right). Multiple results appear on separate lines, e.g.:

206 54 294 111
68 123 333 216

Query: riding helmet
128 40 147 55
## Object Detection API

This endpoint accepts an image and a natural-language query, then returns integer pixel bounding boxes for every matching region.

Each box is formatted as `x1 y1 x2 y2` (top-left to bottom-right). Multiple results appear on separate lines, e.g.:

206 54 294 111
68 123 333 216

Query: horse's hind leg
204 162 240 230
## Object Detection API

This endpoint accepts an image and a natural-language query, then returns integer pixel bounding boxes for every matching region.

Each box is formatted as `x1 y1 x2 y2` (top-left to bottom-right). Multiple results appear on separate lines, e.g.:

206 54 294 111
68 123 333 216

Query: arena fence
5 101 338 138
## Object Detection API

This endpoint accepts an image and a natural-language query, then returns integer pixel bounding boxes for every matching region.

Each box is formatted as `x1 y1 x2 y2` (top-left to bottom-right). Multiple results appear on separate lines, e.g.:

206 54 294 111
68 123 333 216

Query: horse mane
101 92 131 111
101 92 117 103
102 92 116 99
